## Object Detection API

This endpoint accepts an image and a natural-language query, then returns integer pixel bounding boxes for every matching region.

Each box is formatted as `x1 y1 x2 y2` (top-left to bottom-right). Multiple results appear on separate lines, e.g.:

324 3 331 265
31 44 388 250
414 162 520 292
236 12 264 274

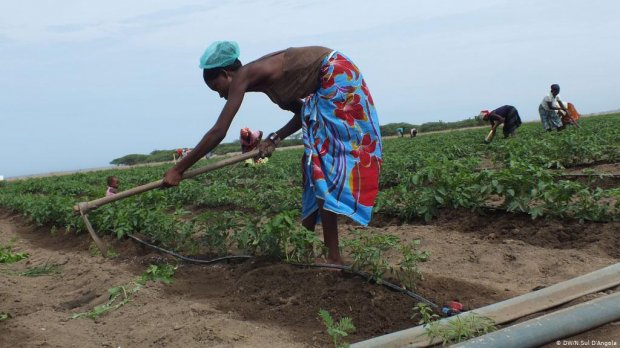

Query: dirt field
1 205 618 347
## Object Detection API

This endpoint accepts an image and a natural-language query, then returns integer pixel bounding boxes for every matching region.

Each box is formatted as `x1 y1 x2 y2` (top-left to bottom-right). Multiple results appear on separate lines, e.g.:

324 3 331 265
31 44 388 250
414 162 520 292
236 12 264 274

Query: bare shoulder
241 51 286 90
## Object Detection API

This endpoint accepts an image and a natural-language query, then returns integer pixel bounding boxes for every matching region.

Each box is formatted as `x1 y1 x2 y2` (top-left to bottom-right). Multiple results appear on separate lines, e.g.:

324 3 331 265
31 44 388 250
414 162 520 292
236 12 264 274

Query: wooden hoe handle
74 149 260 214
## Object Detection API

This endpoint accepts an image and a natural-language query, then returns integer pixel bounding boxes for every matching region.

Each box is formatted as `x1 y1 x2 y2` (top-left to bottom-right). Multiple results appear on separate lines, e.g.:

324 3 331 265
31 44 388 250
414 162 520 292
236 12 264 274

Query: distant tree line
110 150 174 166
110 118 485 166
109 139 303 166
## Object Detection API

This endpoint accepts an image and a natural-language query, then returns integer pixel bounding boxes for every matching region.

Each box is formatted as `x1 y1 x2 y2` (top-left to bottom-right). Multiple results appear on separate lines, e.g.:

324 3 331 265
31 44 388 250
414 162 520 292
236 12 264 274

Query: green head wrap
199 41 240 69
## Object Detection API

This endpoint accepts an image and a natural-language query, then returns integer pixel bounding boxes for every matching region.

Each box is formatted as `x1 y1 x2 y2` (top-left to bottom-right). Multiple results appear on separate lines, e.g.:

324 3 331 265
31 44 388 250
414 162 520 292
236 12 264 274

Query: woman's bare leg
302 210 318 232
317 200 342 264
301 201 342 264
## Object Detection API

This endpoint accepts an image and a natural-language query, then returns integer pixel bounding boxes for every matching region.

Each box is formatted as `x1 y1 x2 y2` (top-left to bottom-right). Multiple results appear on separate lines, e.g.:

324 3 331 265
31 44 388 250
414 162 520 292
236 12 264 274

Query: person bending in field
558 102 581 129
240 127 267 165
410 128 417 138
106 176 119 196
479 105 522 143
539 84 568 132
240 128 263 153
175 148 184 162
163 41 382 264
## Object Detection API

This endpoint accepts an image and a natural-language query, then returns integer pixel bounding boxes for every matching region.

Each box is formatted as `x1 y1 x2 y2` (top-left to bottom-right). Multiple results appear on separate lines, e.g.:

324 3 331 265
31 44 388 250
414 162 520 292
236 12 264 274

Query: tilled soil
1 209 618 347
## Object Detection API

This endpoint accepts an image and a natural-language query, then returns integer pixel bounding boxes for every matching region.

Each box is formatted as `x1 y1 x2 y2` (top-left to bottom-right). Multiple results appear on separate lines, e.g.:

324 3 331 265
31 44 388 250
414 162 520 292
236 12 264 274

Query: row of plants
377 155 619 222
0 116 617 244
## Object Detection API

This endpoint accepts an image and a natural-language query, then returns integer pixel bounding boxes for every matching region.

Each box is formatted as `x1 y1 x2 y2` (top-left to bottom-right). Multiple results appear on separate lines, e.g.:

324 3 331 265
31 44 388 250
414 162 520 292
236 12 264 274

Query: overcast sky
1 0 619 178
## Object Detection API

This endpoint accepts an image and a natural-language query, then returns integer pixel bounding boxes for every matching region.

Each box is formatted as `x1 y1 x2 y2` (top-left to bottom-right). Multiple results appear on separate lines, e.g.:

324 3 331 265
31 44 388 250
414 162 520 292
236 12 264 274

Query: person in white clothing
538 84 568 132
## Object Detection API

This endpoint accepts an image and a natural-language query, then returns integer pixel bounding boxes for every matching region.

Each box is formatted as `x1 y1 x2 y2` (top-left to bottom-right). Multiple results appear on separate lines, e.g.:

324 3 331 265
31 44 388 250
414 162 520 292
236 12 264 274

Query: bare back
240 47 331 109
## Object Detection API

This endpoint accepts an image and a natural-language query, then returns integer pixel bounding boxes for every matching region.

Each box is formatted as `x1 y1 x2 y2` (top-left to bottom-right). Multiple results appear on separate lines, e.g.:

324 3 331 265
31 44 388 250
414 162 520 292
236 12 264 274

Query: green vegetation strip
0 243 28 264
0 114 617 267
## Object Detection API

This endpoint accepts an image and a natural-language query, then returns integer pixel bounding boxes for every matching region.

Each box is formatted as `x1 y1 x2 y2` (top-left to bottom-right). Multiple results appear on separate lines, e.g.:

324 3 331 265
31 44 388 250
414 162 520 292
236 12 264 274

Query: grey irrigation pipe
126 233 438 308
453 291 620 348
73 149 261 257
350 262 620 348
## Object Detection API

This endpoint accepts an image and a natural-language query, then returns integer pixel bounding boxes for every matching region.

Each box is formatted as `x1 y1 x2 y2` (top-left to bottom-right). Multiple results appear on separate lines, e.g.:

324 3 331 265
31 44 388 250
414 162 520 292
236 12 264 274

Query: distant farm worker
106 176 119 196
163 41 382 265
479 105 522 143
410 128 417 138
396 127 404 137
174 148 183 163
539 84 568 132
240 127 266 165
558 102 581 129
240 128 263 153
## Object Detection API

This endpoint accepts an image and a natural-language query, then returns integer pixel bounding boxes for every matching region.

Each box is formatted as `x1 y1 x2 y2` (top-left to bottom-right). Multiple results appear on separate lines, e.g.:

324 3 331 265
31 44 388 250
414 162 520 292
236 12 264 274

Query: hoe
73 149 260 256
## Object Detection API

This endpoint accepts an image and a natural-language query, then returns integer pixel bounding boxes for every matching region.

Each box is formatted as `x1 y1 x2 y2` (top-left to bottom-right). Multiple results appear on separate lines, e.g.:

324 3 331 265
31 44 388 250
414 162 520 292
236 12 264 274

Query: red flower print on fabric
321 53 360 90
311 155 325 181
335 93 367 126
361 79 374 106
349 134 381 206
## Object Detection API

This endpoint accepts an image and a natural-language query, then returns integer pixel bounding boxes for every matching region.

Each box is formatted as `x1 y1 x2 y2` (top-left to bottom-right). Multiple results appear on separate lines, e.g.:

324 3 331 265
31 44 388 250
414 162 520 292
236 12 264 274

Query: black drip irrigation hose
126 234 438 308
559 173 619 178
127 234 252 264
290 262 438 308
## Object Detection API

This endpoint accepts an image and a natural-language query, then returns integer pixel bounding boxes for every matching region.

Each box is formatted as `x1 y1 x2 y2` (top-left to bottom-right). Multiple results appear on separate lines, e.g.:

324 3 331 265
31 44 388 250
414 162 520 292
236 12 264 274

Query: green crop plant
88 243 119 258
140 263 177 285
19 261 62 277
392 240 429 290
343 230 399 283
424 313 497 346
234 210 324 263
412 303 439 325
318 309 356 348
0 312 11 321
191 212 237 255
71 283 138 320
0 243 29 264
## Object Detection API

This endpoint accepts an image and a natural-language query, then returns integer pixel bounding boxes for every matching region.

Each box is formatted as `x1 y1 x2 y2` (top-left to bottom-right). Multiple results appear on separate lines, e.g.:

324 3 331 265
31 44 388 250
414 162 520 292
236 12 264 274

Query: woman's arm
178 87 246 169
546 101 566 111
489 113 505 126
163 72 252 186
257 100 303 157
164 54 286 185
273 100 303 139
557 99 568 111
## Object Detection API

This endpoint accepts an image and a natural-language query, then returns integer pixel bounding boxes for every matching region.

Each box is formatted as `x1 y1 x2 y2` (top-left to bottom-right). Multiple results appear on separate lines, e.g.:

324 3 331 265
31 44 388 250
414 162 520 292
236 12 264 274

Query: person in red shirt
240 128 263 153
